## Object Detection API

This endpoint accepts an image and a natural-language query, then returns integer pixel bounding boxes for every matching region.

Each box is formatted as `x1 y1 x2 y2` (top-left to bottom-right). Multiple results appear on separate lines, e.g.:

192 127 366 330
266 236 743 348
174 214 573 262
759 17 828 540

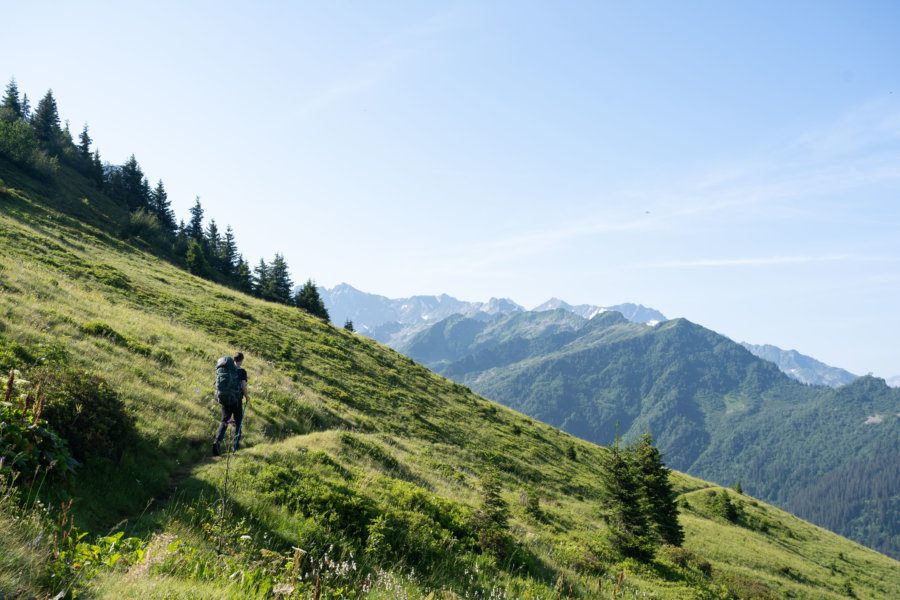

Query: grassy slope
403 310 900 558
1 164 899 599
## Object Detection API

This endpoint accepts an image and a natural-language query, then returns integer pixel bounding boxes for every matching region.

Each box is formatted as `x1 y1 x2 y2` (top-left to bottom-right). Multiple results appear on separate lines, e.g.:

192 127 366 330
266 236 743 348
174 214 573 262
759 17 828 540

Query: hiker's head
233 351 244 366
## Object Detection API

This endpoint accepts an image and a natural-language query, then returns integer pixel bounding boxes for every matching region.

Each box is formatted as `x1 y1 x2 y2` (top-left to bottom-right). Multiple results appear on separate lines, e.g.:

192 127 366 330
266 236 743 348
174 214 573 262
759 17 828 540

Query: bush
0 371 76 481
32 366 133 463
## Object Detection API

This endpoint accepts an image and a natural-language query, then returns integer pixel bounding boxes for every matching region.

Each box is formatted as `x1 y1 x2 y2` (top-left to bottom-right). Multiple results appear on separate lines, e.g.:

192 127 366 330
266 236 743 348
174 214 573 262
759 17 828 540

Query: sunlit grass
2 175 899 598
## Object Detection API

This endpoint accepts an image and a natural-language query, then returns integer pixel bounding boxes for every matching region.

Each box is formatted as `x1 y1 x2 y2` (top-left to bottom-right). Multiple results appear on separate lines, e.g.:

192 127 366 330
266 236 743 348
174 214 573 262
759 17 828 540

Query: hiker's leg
232 401 244 451
215 403 232 443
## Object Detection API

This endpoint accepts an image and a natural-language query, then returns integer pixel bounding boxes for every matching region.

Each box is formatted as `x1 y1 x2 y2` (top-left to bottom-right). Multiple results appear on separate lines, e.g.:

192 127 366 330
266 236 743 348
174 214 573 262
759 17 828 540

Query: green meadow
1 161 899 599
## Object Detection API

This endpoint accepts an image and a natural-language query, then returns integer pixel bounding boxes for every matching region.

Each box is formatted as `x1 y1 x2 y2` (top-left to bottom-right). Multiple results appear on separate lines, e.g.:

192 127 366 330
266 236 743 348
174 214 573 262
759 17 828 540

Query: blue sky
3 1 899 378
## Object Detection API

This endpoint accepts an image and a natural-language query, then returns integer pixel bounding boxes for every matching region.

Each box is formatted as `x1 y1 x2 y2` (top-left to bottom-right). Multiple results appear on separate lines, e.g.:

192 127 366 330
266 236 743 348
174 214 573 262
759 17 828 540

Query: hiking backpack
215 356 242 405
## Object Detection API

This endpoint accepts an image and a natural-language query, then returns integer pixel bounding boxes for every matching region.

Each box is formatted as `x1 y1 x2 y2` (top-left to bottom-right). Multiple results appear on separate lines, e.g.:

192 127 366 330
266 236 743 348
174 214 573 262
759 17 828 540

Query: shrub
0 371 76 481
33 366 133 463
80 321 125 345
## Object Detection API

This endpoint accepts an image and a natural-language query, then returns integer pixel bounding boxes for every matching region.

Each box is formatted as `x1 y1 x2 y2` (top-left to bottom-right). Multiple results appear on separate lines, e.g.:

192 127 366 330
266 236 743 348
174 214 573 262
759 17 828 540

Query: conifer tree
474 468 510 557
219 226 238 281
89 149 103 187
78 124 91 157
343 319 354 332
188 197 204 241
0 78 23 122
267 253 294 304
151 179 177 236
205 219 221 273
21 93 31 121
32 90 62 150
630 433 684 547
294 279 330 321
598 436 655 560
253 258 270 298
235 256 253 294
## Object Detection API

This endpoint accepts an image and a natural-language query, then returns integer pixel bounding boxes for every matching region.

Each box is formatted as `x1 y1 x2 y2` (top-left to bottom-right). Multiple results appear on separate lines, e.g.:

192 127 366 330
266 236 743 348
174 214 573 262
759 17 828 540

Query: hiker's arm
242 380 249 402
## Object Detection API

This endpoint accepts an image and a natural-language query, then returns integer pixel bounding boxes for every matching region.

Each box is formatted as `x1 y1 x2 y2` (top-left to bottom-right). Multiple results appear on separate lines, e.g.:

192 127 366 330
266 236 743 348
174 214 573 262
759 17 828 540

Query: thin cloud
628 254 896 270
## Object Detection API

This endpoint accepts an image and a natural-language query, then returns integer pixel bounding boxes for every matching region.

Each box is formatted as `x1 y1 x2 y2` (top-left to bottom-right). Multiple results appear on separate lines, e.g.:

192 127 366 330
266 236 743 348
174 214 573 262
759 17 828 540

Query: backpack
215 356 242 405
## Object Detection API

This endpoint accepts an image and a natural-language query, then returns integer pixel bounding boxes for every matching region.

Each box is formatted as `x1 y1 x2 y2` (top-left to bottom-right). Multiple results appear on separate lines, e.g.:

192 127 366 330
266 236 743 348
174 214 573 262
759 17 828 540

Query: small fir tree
598 437 655 560
630 433 684 547
294 279 330 321
474 468 510 557
188 197 204 241
0 77 23 122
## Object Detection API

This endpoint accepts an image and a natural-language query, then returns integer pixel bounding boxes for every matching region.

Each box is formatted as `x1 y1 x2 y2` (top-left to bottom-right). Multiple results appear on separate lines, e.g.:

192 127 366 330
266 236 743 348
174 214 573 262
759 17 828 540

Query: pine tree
107 154 150 211
598 437 655 560
630 433 684 547
219 226 238 281
188 197 204 241
343 319 354 332
205 220 221 274
32 90 62 151
151 180 177 237
78 124 91 157
235 256 253 294
293 279 330 321
268 253 293 304
89 149 104 187
253 258 270 298
0 77 23 122
474 468 510 557
21 93 31 121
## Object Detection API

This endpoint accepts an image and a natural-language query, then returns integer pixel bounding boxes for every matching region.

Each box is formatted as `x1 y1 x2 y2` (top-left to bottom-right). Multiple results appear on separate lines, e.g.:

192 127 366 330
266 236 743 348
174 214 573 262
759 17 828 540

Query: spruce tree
0 77 23 122
188 197 204 241
235 256 253 294
219 226 238 281
474 468 510 557
630 433 684 547
268 253 293 304
293 279 330 321
253 258 270 298
21 93 31 121
205 220 221 274
343 319 354 332
78 124 91 157
32 90 62 150
151 180 177 237
598 437 655 560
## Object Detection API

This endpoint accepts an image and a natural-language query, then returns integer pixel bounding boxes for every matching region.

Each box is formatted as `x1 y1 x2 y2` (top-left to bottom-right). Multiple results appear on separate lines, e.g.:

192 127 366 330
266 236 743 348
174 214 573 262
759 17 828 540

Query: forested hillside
398 310 900 559
2 79 899 599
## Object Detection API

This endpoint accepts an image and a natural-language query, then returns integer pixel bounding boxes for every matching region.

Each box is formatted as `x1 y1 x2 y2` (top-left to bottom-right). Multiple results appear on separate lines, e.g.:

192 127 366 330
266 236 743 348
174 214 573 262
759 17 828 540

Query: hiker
213 351 249 456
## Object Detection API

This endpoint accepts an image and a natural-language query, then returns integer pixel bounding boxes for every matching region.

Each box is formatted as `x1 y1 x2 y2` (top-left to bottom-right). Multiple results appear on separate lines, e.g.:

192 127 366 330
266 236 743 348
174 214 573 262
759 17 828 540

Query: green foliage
294 278 330 321
33 366 134 463
401 306 900 559
472 469 512 558
597 442 655 561
707 489 742 522
48 529 146 597
629 433 684 546
3 135 900 598
0 371 77 481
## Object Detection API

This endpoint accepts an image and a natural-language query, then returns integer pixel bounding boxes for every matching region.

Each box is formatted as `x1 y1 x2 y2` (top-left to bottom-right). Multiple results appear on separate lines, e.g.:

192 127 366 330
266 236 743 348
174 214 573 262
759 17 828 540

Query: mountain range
318 283 899 558
387 307 900 559
320 283 878 389
3 92 900 597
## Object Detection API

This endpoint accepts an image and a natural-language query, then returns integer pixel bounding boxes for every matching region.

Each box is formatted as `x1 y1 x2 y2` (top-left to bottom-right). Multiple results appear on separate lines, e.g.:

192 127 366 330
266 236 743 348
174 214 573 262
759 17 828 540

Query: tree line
0 77 329 322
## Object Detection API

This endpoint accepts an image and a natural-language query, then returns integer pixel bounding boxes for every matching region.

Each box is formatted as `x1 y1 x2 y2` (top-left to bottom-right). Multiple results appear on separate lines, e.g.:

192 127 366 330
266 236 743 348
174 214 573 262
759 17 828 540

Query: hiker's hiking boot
212 440 220 457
